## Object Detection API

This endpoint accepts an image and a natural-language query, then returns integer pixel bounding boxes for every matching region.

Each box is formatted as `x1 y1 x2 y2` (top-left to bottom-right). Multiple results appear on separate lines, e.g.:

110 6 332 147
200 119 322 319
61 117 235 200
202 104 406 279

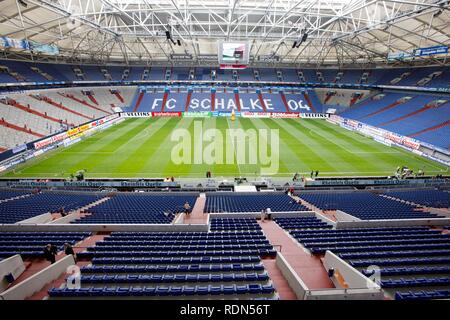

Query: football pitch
2 117 448 179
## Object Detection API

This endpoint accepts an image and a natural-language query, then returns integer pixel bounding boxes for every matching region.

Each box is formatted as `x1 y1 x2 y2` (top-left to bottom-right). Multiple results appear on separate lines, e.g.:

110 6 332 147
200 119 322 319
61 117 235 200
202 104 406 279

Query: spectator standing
184 201 191 215
266 208 272 221
43 244 57 264
64 243 76 262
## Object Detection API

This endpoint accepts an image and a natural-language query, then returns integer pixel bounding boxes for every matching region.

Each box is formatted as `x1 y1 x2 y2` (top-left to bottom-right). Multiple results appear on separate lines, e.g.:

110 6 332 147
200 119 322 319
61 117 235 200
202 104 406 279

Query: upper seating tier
0 60 448 89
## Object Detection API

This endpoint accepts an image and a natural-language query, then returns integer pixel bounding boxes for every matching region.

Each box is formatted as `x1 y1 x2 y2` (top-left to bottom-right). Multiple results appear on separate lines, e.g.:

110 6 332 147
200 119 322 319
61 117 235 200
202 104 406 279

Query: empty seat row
291 229 440 238
107 233 265 240
298 192 440 220
88 243 272 251
73 218 172 224
302 237 450 248
294 233 447 244
78 248 277 258
308 243 450 255
49 284 276 297
97 239 268 245
78 272 269 284
91 255 261 265
349 257 450 267
0 189 31 201
290 226 430 234
276 223 332 230
0 250 45 258
383 189 450 208
382 277 450 288
112 231 264 236
80 263 265 273
0 232 91 237
297 233 449 244
339 249 450 259
363 266 450 277
274 217 332 230
207 226 262 231
395 290 450 300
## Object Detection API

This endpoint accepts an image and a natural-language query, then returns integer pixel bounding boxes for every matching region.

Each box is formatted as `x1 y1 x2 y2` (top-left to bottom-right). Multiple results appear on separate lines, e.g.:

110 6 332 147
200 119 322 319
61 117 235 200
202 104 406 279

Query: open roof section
0 0 448 67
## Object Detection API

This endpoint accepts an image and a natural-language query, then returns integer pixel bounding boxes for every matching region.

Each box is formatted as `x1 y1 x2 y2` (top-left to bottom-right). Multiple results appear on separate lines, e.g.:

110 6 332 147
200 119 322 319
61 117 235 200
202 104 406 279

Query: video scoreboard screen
218 41 250 69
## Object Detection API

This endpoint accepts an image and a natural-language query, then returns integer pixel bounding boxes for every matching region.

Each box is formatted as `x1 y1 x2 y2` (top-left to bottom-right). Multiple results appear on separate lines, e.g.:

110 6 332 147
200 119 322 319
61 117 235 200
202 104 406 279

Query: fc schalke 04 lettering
150 97 310 112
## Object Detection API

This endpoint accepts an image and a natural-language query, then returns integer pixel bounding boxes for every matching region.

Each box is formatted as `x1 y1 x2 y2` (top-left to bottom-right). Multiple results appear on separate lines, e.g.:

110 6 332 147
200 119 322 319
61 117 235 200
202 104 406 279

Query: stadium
0 0 449 306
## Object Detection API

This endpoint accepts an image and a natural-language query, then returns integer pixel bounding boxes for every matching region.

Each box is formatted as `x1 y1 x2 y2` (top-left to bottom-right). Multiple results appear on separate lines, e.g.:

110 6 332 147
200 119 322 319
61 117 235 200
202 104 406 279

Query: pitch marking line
226 118 242 176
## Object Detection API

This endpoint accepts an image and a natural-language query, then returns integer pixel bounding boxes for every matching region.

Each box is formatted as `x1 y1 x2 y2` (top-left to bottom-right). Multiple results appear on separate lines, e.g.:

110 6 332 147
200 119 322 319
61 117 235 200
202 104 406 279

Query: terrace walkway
182 194 208 224
258 220 334 290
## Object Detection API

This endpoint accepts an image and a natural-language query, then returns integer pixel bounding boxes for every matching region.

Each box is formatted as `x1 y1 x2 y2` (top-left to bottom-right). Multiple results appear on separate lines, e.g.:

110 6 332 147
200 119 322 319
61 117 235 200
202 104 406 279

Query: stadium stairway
34 95 93 121
132 92 144 112
51 196 111 223
335 93 377 118
258 220 335 290
279 92 290 112
0 117 44 138
0 191 33 204
211 91 216 111
2 100 72 126
257 92 268 112
379 104 433 127
303 91 319 113
289 194 338 222
349 95 362 106
357 100 402 120
260 259 297 300
184 91 193 111
114 92 124 103
87 94 98 105
409 120 450 138
58 93 111 115
182 194 208 224
381 189 450 211
160 91 169 112
234 92 242 112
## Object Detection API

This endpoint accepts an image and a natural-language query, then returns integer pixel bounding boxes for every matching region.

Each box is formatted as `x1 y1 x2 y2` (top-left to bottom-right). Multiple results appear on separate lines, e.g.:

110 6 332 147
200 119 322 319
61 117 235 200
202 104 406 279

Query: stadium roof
0 0 449 67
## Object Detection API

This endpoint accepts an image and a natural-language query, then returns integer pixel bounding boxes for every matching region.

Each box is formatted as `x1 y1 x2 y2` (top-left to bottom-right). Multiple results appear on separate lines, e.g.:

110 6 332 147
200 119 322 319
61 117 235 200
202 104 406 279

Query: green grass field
1 117 448 179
